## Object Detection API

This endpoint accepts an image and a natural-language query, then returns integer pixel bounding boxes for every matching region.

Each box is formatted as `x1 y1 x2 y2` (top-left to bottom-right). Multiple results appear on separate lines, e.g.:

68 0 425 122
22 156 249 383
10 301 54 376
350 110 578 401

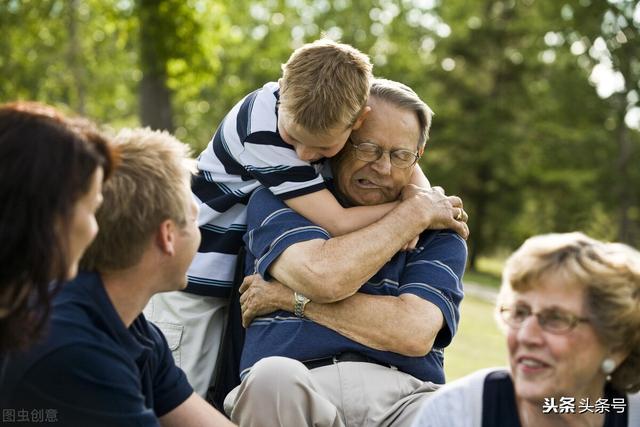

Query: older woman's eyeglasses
499 304 590 334
349 137 419 169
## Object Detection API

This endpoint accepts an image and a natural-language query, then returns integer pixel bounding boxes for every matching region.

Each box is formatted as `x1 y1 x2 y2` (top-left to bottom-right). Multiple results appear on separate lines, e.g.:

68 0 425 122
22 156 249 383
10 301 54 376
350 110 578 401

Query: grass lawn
444 294 509 381
462 269 501 289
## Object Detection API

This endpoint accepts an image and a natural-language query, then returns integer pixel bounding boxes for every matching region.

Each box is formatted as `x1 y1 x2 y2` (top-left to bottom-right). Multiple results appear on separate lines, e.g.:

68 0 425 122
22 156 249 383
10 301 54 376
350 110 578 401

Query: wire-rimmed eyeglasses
349 137 420 169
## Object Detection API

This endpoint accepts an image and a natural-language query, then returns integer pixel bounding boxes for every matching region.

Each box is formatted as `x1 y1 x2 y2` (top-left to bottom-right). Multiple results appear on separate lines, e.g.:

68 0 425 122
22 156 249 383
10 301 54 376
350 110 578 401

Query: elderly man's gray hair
370 78 434 149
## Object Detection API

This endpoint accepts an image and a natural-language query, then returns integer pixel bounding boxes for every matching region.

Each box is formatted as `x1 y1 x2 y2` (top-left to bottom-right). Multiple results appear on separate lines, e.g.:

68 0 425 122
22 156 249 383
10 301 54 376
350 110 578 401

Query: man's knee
245 356 310 393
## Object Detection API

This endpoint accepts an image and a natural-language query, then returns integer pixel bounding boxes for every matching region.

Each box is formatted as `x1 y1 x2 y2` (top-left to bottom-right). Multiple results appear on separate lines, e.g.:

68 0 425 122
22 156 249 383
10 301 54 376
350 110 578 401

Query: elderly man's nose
371 152 392 174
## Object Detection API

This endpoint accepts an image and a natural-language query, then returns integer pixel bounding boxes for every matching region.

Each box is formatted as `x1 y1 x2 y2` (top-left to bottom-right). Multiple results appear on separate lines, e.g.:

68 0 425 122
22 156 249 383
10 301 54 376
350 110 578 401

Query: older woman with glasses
412 232 640 427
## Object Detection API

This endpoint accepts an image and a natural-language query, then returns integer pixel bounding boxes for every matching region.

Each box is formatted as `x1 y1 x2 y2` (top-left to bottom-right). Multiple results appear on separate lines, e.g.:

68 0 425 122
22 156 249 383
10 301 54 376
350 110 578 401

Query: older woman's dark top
482 370 628 427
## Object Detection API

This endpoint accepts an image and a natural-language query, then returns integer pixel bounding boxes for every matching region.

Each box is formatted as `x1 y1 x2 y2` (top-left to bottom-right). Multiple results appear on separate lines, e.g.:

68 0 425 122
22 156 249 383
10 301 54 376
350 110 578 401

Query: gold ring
456 209 463 221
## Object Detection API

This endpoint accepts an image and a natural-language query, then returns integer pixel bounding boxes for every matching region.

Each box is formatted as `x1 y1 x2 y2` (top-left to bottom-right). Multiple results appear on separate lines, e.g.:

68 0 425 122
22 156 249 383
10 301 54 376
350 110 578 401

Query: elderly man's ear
351 106 371 131
156 219 177 256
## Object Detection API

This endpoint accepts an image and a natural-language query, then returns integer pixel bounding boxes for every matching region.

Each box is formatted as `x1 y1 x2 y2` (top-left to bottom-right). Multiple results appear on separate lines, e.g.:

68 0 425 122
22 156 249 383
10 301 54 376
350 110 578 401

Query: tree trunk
468 163 490 270
614 97 634 243
67 0 85 114
138 0 174 132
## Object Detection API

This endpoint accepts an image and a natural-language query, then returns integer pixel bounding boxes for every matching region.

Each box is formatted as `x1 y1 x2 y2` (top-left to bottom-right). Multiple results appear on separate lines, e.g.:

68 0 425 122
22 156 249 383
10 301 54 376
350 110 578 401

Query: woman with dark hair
0 101 116 353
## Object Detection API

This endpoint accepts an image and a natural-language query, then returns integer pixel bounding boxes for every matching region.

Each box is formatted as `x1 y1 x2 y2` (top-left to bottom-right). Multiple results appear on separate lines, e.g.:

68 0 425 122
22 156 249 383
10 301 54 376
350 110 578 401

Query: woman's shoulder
411 367 508 427
439 367 509 396
628 392 640 426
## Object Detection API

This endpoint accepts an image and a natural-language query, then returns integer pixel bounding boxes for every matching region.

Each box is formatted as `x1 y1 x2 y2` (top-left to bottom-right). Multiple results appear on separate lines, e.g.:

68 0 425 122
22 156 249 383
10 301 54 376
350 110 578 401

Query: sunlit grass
461 255 505 289
444 295 509 381
476 255 507 277
463 269 501 289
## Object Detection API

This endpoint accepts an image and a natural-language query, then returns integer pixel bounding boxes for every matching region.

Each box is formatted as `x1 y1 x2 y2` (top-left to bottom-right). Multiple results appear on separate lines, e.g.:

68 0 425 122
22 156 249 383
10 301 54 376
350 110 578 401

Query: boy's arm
283 166 430 236
284 188 398 236
410 164 430 187
255 188 468 303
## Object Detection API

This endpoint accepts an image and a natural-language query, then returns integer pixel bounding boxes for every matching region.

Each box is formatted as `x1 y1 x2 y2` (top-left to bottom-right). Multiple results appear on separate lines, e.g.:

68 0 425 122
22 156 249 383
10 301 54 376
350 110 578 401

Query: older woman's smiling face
331 97 421 206
506 276 622 404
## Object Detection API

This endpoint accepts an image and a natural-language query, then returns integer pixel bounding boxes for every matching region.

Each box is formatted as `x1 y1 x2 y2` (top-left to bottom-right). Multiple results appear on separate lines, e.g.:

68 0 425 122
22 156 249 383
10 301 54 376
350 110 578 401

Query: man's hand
400 184 469 240
239 275 293 327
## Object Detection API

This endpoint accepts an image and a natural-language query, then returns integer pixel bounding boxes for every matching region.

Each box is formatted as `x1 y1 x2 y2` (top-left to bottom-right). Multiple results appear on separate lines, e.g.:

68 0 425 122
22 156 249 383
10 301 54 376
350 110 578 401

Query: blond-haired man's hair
279 38 373 133
81 128 194 272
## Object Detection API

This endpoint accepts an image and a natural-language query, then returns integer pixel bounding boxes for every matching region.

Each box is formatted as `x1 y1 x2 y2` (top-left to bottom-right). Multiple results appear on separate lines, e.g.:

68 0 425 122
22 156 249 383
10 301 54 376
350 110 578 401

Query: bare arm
270 187 468 302
410 164 431 187
284 188 397 236
239 278 443 357
160 392 235 427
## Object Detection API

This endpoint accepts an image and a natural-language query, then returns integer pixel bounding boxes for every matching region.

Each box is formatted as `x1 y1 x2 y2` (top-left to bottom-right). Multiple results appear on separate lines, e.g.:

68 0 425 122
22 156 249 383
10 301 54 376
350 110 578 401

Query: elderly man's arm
241 231 466 355
308 294 442 356
265 187 468 303
241 279 441 356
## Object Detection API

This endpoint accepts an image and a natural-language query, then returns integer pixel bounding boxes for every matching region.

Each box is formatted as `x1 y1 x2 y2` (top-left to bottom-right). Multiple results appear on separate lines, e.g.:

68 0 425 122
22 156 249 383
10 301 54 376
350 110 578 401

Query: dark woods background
2 0 639 268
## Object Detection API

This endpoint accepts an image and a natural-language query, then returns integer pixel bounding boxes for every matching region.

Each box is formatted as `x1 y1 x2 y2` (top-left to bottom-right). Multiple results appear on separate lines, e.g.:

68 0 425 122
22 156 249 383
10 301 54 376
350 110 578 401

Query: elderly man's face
332 97 422 206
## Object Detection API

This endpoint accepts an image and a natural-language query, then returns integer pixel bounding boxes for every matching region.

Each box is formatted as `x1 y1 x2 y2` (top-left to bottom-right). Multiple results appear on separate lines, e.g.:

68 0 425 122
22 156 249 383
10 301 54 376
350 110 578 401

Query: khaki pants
224 356 439 427
144 291 227 396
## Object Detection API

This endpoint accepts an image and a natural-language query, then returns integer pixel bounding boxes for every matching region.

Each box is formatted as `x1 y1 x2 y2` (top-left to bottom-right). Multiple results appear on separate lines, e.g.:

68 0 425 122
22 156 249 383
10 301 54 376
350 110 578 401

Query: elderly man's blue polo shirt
0 272 193 427
240 186 467 383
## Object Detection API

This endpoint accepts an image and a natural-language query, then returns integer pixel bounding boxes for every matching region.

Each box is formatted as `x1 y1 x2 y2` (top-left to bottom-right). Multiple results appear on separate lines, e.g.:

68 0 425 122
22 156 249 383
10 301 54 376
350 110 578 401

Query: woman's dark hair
0 101 116 352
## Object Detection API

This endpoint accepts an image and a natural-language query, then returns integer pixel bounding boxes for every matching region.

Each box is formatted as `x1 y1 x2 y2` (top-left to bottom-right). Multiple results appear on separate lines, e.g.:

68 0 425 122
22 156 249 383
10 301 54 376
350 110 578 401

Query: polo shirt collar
72 271 153 364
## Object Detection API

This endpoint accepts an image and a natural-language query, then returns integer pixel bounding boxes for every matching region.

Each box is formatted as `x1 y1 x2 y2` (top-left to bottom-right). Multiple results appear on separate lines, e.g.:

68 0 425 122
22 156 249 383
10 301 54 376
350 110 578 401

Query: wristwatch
293 292 310 318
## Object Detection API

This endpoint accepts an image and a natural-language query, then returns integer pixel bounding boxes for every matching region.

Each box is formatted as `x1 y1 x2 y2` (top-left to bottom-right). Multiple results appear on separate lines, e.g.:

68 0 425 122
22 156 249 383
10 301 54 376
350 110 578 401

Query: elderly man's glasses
349 137 419 169
499 304 590 334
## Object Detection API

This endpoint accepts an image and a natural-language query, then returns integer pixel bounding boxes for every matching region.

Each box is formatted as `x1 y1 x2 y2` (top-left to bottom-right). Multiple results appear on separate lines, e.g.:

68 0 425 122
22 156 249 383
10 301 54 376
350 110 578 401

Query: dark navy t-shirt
0 272 193 427
239 186 467 383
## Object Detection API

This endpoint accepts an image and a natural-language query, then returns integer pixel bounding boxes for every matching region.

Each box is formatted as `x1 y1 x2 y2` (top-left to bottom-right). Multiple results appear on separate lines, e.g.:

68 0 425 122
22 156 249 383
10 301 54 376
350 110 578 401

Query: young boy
145 39 428 396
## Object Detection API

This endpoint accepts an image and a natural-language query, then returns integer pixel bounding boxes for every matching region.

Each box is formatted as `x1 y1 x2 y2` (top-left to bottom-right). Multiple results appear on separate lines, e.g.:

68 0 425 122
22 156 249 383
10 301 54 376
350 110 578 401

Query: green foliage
2 0 639 258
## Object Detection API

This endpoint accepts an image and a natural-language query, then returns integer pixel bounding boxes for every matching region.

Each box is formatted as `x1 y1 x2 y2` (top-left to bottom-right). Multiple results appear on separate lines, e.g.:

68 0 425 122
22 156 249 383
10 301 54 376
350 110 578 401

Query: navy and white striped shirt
187 82 326 297
240 186 468 383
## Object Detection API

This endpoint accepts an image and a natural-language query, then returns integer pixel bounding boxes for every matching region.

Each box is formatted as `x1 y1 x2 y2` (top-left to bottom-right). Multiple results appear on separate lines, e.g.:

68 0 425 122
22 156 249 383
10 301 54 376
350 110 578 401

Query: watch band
294 292 310 318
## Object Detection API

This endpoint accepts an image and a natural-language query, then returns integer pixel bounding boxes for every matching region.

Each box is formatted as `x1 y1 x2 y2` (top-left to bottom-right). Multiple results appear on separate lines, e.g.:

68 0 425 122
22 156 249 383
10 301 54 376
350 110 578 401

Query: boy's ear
418 145 425 157
156 219 176 256
351 106 371 131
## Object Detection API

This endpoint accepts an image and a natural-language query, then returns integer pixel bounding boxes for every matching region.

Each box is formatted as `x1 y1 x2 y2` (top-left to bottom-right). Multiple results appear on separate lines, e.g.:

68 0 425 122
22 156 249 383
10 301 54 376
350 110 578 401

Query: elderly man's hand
401 184 470 240
239 274 294 327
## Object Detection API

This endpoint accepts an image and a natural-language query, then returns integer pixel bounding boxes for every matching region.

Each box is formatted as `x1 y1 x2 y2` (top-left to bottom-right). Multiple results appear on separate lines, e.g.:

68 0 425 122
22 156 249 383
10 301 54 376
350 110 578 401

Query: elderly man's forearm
270 202 433 302
303 293 443 356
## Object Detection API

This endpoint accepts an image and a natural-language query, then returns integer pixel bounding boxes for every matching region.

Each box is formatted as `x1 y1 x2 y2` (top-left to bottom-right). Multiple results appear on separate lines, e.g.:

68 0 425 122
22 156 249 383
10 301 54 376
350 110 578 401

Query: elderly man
1 129 233 426
224 79 468 426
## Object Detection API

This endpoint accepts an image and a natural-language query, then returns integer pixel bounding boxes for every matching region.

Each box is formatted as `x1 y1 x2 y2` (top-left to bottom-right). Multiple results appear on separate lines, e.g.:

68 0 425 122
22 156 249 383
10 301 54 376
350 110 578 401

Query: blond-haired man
147 39 432 396
2 129 233 426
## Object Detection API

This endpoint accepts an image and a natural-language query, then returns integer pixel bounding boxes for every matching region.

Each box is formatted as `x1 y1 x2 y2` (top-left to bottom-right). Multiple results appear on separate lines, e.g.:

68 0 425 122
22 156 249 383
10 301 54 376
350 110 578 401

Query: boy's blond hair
81 128 195 272
279 39 373 133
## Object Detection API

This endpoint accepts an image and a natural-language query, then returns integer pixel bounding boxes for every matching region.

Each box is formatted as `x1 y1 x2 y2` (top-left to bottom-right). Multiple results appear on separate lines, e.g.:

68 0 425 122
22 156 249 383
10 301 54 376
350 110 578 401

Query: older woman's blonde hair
497 232 640 392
